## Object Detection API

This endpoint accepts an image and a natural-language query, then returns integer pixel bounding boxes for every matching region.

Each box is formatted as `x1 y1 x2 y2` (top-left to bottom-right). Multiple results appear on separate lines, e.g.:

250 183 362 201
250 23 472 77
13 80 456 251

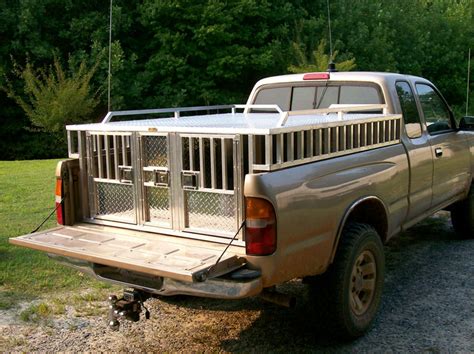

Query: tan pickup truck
10 71 474 338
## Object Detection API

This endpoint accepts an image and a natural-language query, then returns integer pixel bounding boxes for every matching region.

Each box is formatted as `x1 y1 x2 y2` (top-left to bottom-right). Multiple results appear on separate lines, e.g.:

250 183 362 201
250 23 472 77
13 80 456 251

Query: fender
330 195 389 263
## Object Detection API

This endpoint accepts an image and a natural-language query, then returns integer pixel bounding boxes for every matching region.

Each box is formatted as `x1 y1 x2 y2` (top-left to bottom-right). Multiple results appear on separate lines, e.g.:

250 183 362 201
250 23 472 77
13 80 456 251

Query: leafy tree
288 39 356 73
4 57 101 132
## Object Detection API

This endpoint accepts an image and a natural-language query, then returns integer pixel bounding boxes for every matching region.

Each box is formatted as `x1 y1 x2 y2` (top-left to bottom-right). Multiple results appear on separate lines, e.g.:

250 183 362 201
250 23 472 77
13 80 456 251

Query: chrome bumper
49 254 263 300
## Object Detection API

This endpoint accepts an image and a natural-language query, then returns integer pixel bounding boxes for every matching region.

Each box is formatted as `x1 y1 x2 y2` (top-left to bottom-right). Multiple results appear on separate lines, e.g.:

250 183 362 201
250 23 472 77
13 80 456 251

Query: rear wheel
451 186 474 239
310 223 385 339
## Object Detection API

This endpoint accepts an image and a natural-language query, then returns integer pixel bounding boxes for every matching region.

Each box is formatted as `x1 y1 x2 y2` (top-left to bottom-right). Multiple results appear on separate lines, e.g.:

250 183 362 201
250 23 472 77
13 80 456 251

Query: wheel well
329 198 388 264
344 198 388 242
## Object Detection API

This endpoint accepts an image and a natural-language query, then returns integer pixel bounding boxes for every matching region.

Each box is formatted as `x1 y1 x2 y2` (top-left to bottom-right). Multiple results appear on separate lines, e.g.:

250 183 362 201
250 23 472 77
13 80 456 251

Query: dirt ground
1 212 473 352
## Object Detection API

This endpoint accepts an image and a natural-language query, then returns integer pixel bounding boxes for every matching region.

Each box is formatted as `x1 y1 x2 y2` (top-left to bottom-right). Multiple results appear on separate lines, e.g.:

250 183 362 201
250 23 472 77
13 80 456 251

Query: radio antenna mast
466 48 471 116
327 0 333 61
326 0 336 72
107 0 113 112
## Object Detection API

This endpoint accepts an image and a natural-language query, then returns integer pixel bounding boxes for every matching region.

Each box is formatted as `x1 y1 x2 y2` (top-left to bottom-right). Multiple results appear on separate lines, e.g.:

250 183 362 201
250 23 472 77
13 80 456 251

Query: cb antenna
466 48 471 116
107 0 113 112
326 0 336 72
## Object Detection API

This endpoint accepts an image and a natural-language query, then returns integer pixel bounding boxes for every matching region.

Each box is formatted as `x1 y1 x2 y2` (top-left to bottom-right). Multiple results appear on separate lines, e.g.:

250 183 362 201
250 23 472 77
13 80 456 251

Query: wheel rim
349 250 377 316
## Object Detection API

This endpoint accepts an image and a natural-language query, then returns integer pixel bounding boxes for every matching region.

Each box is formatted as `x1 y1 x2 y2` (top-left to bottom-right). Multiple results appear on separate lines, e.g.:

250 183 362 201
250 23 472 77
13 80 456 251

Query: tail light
55 178 65 225
245 197 276 256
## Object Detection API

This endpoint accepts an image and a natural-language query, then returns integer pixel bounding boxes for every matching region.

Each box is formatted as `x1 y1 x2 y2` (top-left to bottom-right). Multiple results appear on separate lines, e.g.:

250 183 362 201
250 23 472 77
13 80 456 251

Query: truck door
396 81 433 221
414 83 471 208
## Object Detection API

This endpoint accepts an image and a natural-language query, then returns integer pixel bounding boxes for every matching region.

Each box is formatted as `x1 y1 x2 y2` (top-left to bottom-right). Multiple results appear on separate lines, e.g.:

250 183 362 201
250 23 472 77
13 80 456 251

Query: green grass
0 159 112 309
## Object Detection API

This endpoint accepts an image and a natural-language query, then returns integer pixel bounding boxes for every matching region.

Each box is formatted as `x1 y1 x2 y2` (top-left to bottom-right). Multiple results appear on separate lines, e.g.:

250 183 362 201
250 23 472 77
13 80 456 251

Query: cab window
415 84 453 134
395 81 422 139
253 84 383 111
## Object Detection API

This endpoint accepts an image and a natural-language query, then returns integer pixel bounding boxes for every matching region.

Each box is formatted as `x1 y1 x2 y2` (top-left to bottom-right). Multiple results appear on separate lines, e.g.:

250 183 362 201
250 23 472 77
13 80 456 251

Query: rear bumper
50 254 263 300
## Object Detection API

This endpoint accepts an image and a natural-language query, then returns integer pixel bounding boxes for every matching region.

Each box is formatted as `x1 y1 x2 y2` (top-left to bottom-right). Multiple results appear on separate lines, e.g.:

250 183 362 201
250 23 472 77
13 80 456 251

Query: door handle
435 147 443 158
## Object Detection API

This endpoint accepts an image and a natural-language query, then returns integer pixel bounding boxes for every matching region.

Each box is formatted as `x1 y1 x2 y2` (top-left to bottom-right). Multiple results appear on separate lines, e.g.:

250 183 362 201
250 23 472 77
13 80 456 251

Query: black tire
310 223 385 339
451 186 474 239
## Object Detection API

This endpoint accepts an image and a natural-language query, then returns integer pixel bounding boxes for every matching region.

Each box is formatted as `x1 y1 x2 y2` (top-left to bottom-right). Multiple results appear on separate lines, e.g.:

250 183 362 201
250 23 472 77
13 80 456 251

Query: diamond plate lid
66 112 393 135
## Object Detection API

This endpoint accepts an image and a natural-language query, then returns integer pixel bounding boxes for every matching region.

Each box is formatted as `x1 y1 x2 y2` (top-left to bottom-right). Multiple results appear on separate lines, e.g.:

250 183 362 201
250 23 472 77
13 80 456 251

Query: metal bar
363 123 368 146
170 132 183 230
221 138 228 190
235 104 283 114
210 137 216 189
78 131 89 219
248 135 254 173
277 134 284 163
97 135 103 179
113 135 119 179
287 104 388 117
234 135 243 236
86 134 97 217
199 137 205 187
101 105 235 123
67 131 73 156
104 135 111 179
189 137 194 171
121 135 128 166
131 132 140 225
265 135 273 166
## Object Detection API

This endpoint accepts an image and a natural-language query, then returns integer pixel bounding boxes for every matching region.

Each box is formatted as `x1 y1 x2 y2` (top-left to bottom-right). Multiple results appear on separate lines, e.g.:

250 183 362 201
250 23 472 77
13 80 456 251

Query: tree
4 57 101 133
288 39 356 73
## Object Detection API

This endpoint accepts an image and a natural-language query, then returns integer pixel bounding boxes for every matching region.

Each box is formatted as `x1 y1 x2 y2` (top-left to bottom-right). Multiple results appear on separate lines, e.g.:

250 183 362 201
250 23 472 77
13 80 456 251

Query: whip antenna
326 0 336 72
466 48 471 116
107 0 113 112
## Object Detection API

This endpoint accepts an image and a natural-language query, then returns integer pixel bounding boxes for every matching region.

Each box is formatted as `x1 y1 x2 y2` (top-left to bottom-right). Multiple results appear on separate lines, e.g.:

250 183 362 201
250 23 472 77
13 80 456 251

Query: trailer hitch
107 289 151 330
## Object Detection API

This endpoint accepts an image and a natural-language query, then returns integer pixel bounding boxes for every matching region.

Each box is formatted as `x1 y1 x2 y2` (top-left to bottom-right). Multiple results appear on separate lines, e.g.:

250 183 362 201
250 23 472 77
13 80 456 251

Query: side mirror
459 116 474 131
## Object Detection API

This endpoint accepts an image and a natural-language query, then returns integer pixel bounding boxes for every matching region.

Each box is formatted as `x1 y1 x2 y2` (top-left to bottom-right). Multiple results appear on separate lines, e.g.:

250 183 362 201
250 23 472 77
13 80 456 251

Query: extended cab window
253 84 383 111
415 84 453 134
395 81 422 138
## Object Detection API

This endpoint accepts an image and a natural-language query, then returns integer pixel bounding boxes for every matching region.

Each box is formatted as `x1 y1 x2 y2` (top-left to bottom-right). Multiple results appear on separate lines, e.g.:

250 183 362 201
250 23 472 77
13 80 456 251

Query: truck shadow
161 212 472 351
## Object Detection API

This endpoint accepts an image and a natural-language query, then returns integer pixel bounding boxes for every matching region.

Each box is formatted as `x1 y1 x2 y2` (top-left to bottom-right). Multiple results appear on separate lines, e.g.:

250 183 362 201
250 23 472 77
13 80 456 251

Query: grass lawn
0 159 109 310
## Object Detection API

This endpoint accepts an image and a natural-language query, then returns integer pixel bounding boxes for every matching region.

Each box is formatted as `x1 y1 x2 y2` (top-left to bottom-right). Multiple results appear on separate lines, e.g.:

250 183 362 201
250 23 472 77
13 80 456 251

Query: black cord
315 80 330 109
201 221 246 280
30 194 67 234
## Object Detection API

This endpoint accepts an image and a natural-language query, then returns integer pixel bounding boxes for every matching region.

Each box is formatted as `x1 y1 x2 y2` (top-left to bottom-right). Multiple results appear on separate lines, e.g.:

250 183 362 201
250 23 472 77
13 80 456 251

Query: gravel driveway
1 212 473 352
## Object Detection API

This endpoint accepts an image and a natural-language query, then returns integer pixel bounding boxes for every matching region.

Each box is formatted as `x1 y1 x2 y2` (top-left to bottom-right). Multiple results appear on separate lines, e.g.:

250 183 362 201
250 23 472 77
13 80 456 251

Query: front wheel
451 186 474 239
310 223 385 339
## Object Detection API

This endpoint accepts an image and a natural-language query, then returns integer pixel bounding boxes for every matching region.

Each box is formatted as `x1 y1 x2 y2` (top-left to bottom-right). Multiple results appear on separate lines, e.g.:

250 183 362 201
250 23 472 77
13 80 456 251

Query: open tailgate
10 225 245 282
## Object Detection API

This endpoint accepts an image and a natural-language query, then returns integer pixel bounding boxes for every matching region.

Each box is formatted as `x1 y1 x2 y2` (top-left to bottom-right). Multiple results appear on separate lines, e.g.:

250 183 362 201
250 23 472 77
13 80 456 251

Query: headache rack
66 104 401 241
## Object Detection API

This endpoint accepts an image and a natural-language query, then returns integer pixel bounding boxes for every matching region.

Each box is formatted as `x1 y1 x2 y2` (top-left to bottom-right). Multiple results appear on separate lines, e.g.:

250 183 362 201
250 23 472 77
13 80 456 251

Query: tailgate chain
198 221 246 282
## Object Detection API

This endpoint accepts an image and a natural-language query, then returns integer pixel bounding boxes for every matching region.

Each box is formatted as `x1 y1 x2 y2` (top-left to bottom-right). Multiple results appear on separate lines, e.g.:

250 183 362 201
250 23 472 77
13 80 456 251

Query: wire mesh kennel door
87 132 138 224
179 134 243 237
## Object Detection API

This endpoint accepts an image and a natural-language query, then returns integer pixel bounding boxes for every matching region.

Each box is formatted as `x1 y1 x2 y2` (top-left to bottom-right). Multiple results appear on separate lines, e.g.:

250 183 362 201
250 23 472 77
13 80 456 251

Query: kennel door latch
118 166 133 184
181 171 199 190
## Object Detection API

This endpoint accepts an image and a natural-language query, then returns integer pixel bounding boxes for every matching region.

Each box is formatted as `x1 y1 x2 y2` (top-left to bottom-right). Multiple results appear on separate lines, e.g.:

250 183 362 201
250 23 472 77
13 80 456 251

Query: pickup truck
10 71 474 339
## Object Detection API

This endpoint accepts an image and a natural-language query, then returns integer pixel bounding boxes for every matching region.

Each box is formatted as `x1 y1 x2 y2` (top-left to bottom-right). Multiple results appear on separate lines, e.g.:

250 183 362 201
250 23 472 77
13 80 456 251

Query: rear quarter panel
244 144 409 287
